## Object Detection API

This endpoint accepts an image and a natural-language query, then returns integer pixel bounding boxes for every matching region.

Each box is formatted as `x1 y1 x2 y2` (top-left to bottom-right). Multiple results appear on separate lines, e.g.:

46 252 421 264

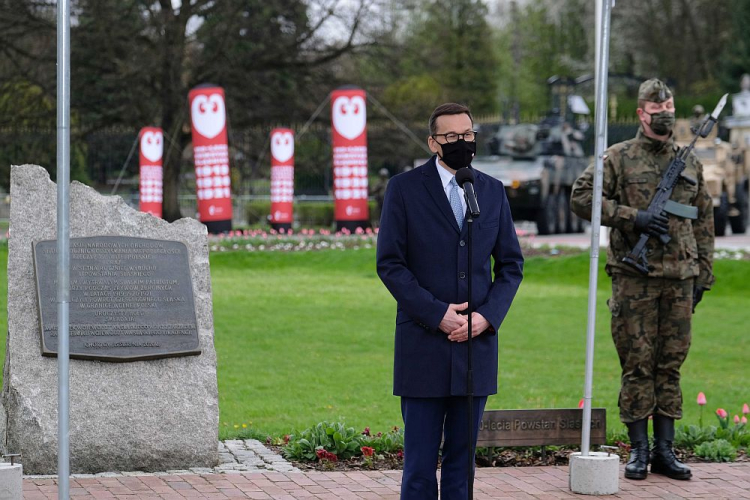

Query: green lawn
1 246 748 440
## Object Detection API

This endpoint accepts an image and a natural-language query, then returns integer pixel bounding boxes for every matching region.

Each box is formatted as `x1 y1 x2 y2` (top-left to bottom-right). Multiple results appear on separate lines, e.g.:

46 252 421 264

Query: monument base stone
1 165 219 474
569 451 619 496
0 463 23 500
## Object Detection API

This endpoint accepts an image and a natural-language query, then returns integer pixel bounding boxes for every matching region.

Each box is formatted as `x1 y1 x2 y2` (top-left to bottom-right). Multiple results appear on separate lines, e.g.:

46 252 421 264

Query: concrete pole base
0 463 23 500
569 451 619 495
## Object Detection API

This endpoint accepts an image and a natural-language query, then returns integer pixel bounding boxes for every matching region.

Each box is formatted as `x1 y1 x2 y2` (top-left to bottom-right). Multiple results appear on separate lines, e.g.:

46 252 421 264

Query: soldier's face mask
644 110 675 136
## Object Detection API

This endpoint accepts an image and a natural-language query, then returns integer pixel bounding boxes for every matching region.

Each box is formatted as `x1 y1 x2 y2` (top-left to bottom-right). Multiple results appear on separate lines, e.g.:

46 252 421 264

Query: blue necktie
449 178 464 229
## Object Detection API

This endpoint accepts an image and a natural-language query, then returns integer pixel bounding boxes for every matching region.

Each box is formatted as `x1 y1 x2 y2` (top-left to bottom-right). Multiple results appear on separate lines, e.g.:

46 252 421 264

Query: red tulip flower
717 408 728 418
697 392 708 428
742 416 748 424
734 415 741 424
743 403 749 415
578 399 584 409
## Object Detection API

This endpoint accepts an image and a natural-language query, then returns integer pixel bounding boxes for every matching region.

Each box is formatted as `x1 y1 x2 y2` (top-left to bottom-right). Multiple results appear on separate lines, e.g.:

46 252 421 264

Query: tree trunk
159 6 188 222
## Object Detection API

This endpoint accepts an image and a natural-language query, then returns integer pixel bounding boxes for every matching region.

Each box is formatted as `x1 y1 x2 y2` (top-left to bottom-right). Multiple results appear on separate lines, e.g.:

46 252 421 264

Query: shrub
296 203 335 227
694 439 737 462
715 424 750 449
283 421 364 461
607 427 630 447
245 200 378 227
361 427 404 454
296 201 377 226
674 425 716 449
245 200 272 225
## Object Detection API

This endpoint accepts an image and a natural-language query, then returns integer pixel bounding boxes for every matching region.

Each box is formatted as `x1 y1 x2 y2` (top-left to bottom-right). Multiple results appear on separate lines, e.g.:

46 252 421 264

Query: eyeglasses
432 131 478 143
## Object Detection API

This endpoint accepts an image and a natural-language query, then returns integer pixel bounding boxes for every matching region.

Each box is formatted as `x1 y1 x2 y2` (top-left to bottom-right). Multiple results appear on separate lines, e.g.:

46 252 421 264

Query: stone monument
1 165 219 474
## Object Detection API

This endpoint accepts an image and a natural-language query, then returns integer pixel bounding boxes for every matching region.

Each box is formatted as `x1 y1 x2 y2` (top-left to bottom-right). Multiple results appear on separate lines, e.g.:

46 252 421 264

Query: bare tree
610 0 731 93
0 0 376 220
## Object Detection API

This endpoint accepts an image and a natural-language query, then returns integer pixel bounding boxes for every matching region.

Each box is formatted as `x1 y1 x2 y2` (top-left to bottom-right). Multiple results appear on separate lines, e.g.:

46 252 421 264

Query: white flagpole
57 0 71 496
581 0 613 456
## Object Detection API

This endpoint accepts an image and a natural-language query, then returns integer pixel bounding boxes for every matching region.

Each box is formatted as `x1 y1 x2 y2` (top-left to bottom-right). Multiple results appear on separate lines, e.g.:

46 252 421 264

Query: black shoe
624 419 649 480
650 414 692 480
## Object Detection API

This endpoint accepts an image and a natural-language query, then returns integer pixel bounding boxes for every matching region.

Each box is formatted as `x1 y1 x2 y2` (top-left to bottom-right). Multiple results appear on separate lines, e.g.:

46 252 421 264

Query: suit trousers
400 395 488 500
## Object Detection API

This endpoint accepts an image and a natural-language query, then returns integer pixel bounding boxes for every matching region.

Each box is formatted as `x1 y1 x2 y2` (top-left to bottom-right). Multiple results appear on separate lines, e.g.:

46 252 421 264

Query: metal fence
1 121 646 225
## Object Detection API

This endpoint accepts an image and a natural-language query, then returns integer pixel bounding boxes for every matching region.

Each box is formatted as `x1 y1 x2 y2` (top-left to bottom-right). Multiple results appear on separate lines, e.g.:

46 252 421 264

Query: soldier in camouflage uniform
571 79 715 481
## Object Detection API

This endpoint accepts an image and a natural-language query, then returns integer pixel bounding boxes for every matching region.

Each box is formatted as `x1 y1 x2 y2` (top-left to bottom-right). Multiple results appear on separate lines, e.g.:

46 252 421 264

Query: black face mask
438 140 476 171
645 111 675 136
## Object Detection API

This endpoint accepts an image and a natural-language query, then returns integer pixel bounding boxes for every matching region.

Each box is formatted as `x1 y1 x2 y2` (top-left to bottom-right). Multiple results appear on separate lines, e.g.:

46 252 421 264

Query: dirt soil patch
271 444 747 472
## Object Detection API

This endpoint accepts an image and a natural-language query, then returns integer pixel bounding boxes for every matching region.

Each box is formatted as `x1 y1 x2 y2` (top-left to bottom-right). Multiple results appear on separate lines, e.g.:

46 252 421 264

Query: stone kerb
2 164 219 474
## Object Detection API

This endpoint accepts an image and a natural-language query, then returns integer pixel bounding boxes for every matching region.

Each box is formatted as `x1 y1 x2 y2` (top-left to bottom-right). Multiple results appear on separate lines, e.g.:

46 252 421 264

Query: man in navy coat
377 103 524 499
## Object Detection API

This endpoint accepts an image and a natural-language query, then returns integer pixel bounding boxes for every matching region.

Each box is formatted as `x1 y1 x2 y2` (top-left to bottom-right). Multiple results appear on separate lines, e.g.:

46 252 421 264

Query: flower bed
241 396 750 472
208 227 378 252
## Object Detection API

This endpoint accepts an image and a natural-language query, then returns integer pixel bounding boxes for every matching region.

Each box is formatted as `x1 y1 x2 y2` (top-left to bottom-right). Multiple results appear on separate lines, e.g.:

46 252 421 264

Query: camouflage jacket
570 127 715 288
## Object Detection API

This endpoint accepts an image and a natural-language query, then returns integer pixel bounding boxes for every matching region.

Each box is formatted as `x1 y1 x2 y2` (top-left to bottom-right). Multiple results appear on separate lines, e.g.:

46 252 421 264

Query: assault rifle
622 93 728 274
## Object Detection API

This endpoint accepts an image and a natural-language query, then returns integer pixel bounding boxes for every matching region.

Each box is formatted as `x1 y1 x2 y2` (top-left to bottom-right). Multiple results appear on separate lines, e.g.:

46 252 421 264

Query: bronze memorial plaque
33 236 201 361
477 408 607 447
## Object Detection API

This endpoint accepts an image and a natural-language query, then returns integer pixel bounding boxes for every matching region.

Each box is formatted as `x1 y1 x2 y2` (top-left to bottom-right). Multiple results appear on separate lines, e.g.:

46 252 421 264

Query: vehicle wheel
557 190 571 234
714 193 728 237
729 184 748 234
560 188 584 234
536 193 557 235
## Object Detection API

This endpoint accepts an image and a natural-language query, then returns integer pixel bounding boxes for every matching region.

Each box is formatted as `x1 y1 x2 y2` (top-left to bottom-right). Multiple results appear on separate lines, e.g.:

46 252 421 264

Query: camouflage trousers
609 274 693 423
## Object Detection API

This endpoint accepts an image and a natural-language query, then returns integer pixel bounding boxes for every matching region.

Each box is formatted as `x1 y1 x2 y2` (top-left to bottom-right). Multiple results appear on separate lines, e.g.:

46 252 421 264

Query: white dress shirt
435 157 467 217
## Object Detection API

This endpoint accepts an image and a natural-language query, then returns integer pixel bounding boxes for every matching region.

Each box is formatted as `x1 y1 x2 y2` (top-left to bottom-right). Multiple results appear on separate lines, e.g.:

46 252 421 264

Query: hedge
245 200 377 227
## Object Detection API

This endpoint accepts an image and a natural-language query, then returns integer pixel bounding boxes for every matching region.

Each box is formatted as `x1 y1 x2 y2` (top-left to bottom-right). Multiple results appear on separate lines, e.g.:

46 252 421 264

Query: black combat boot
651 414 692 480
624 419 649 480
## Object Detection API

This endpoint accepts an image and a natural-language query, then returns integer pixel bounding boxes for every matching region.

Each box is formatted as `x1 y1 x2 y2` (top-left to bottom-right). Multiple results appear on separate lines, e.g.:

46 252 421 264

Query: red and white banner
270 128 294 225
139 126 163 218
331 88 369 223
188 85 233 224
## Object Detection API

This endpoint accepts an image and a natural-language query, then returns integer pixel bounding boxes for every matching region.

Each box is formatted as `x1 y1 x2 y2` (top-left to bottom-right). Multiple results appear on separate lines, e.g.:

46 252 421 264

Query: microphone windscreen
455 167 475 187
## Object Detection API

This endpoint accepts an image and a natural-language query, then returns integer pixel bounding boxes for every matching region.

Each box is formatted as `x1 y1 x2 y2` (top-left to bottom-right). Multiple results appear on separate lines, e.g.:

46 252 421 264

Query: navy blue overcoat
376 157 524 397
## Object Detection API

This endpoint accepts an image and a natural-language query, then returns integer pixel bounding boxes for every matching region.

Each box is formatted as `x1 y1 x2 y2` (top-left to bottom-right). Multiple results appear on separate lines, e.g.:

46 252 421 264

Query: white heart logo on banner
332 95 366 140
271 131 294 163
140 131 163 163
191 93 226 139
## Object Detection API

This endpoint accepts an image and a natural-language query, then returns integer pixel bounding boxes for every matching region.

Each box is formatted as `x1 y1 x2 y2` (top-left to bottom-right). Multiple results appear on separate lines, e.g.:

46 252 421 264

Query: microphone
455 167 480 217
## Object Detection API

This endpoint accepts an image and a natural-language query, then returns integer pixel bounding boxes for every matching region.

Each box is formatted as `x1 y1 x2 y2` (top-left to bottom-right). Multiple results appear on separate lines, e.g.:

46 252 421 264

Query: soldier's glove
634 210 669 236
692 285 705 313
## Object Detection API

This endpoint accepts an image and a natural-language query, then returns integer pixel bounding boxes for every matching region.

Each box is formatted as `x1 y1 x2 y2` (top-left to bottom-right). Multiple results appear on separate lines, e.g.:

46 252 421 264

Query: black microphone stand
465 210 475 500
456 167 480 500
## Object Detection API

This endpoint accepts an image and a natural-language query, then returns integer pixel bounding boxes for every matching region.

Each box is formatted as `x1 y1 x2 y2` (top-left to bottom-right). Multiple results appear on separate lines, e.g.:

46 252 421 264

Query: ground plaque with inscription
477 408 607 447
34 236 200 361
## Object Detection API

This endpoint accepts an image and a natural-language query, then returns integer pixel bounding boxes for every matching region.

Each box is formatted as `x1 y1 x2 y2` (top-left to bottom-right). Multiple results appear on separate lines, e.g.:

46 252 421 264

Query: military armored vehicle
673 118 747 235
726 142 750 234
472 116 589 235
723 75 750 235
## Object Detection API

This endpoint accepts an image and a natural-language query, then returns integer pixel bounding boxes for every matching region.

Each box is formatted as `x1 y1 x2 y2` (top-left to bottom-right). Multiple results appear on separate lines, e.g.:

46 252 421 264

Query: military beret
638 78 673 103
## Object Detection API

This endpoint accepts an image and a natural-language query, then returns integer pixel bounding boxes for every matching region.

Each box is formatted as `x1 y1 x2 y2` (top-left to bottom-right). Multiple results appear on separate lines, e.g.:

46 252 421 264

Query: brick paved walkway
22 462 750 499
